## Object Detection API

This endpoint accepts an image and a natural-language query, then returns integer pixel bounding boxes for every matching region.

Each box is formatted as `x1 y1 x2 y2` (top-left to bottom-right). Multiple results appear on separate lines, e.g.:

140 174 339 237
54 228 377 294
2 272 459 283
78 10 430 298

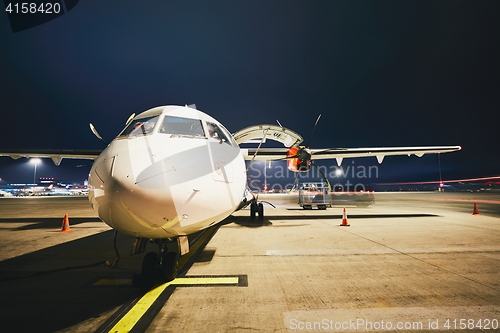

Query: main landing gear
250 201 264 220
132 238 181 288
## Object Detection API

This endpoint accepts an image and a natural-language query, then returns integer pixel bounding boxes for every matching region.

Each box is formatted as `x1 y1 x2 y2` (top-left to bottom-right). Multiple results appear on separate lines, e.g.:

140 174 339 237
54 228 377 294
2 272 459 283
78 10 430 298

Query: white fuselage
88 106 247 238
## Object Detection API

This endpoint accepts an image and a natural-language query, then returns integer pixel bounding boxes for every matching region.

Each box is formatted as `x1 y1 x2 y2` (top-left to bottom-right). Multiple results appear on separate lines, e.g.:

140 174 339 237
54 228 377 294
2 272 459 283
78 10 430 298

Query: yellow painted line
108 226 221 332
109 281 174 332
172 277 238 285
108 277 238 332
97 226 219 288
95 277 238 287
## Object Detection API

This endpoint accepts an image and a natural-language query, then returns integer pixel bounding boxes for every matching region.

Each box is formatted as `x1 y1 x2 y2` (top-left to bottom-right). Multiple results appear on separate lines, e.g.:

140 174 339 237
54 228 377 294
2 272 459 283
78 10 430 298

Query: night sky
1 1 499 186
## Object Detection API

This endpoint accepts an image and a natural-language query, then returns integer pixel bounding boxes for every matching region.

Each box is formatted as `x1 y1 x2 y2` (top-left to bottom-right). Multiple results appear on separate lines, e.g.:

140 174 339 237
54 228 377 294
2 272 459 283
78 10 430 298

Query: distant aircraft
0 105 461 286
0 190 13 197
23 183 54 196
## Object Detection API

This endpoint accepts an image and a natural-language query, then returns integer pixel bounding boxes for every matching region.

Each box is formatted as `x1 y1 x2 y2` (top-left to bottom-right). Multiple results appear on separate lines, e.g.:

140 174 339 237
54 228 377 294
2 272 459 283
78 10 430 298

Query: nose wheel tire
135 251 179 288
250 202 257 219
257 203 264 219
162 252 179 282
139 251 158 288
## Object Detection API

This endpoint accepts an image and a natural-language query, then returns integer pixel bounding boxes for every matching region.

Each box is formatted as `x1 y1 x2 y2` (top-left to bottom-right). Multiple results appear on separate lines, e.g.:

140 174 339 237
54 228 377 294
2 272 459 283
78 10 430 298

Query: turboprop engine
286 146 312 172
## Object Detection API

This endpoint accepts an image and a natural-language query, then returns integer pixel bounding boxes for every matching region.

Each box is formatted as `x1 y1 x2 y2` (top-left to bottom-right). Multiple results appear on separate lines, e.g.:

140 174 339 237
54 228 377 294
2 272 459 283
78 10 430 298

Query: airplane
0 189 13 197
21 183 55 196
0 105 461 286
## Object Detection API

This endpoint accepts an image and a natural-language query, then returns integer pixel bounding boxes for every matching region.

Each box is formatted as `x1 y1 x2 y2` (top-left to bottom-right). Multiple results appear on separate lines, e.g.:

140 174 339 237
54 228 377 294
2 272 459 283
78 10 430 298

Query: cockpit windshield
119 116 159 138
159 116 205 138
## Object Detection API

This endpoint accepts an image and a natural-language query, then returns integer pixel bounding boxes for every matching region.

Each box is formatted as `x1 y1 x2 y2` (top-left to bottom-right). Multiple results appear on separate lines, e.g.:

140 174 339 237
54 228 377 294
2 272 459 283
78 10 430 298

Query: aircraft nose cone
89 149 178 237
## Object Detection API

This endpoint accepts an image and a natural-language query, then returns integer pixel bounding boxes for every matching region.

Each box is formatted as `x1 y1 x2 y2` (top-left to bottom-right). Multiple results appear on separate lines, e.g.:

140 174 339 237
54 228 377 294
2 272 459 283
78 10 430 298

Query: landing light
30 158 42 185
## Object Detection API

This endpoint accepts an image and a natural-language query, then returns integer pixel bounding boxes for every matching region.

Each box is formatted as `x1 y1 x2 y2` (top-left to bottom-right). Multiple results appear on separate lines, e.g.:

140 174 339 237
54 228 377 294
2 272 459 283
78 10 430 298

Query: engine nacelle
287 146 311 172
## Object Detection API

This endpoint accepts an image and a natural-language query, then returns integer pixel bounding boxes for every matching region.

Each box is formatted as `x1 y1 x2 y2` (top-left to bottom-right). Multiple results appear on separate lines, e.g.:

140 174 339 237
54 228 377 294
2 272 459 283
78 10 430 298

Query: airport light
30 158 42 185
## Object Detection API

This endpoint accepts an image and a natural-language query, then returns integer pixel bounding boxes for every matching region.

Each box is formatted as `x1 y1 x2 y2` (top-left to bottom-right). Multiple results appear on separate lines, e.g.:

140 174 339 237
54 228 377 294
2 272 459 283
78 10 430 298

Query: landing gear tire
250 202 257 219
140 251 158 288
161 252 178 282
138 251 179 288
257 203 264 219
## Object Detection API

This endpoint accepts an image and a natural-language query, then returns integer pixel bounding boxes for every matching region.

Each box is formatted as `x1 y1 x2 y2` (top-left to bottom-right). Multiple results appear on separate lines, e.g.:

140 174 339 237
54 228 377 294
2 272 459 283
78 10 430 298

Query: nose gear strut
132 238 181 288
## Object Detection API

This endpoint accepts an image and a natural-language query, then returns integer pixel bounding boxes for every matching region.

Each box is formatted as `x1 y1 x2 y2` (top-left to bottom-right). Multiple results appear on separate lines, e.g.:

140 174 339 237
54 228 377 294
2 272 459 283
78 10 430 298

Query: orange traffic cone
60 214 71 232
339 207 350 226
472 202 480 215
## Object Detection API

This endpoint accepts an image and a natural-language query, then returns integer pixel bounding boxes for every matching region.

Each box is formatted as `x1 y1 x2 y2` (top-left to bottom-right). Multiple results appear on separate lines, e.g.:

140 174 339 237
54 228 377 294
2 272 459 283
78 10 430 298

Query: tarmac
0 192 499 332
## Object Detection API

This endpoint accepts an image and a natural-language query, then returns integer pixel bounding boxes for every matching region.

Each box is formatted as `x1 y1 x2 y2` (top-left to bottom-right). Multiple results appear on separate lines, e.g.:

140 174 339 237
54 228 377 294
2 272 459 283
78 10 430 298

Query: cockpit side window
219 123 238 146
159 116 205 138
206 121 236 146
119 116 159 138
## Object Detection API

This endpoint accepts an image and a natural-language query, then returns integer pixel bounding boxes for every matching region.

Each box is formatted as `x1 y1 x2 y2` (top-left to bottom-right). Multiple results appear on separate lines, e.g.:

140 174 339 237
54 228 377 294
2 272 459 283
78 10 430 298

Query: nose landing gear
250 201 264 220
132 239 180 288
249 200 275 220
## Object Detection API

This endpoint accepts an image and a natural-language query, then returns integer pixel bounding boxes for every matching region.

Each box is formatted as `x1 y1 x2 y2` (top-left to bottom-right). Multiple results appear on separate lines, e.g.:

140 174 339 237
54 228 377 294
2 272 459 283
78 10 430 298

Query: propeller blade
89 123 108 145
305 114 322 148
274 154 299 161
288 172 301 193
125 113 136 126
311 161 332 191
311 147 346 155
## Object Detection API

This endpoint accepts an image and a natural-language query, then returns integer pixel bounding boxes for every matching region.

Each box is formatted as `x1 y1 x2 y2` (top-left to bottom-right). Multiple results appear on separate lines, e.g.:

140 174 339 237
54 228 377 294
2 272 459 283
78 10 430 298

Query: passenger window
159 116 205 138
119 116 159 138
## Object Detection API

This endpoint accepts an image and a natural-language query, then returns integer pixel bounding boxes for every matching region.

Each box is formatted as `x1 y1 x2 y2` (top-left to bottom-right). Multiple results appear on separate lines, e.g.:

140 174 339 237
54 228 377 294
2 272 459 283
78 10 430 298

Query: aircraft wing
0 149 102 165
241 145 461 165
